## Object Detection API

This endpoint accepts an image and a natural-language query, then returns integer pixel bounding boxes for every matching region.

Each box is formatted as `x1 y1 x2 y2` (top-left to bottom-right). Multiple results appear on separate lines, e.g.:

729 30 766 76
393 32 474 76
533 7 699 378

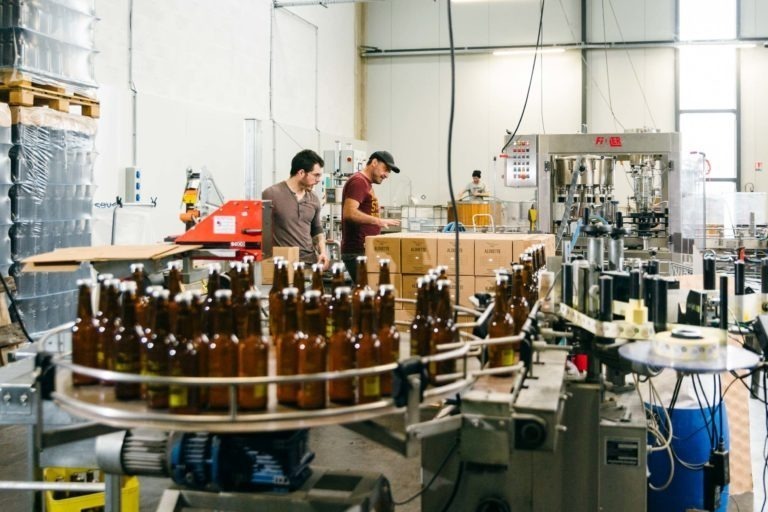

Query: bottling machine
503 132 691 253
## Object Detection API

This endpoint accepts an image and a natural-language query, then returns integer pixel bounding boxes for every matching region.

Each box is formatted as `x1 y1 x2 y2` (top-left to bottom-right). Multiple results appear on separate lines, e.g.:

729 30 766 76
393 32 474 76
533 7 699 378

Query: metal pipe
703 255 716 290
0 481 105 492
734 260 745 296
629 269 641 300
562 262 573 307
608 237 623 271
762 257 768 294
720 275 729 330
654 277 668 332
599 275 613 322
587 236 603 271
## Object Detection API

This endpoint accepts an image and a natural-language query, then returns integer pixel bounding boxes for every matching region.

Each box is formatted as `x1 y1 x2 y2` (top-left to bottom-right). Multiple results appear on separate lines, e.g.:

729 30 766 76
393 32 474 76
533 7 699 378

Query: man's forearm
312 233 327 255
344 205 382 227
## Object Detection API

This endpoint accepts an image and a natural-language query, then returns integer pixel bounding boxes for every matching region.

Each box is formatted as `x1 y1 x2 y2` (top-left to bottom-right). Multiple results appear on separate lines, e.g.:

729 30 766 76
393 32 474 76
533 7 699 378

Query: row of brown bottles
71 256 399 412
407 269 459 386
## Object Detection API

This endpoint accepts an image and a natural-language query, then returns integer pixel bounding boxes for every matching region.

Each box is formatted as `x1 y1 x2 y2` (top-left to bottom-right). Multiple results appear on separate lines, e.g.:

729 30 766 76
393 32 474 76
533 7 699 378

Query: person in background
262 149 329 268
340 151 401 282
459 169 489 200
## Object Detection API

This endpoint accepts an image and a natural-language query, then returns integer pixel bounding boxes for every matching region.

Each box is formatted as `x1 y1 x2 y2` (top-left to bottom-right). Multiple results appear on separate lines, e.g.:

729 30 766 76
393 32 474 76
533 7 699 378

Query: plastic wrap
0 0 98 96
0 103 11 274
9 106 96 335
13 287 77 333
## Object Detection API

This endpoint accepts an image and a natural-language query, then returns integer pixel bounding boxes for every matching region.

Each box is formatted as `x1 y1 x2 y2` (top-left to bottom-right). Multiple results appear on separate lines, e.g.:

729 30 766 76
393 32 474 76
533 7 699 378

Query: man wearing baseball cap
341 151 401 282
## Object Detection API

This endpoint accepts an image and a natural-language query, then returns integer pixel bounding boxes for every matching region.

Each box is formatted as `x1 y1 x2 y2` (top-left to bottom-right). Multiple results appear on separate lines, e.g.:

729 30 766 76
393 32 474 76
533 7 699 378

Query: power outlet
124 166 142 203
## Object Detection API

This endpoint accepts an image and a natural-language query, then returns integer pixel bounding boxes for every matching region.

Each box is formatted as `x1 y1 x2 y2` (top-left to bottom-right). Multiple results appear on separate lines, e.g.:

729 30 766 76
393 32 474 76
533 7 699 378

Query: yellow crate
43 467 139 512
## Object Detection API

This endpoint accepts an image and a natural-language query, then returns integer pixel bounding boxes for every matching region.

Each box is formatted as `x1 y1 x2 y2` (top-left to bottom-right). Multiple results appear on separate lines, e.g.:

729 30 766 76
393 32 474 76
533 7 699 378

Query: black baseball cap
370 151 400 173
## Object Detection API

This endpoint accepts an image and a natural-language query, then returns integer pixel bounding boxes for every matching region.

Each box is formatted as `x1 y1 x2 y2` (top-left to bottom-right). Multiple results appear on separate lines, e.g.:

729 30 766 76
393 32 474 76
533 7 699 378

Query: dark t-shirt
262 181 323 263
341 172 380 254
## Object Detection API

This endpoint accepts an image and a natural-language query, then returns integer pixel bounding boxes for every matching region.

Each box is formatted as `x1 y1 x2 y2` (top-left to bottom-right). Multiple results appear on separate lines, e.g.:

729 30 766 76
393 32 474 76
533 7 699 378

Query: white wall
93 0 359 243
362 0 768 209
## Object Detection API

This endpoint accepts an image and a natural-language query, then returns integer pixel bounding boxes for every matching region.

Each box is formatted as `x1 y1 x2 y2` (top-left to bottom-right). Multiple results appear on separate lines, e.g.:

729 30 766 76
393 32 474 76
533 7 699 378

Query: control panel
504 135 537 188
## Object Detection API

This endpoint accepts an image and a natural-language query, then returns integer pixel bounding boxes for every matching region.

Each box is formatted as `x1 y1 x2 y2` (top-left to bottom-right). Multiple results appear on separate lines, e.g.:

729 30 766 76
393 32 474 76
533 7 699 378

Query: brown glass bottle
207 289 239 409
72 279 98 386
168 293 203 414
428 279 457 386
356 291 381 403
293 262 307 326
298 291 328 409
330 262 346 289
238 290 269 411
242 255 255 292
143 290 174 409
377 284 399 396
94 273 113 372
113 281 142 400
520 255 537 305
327 287 355 403
189 290 210 406
98 278 121 384
378 259 392 285
229 262 249 339
311 263 324 293
166 262 183 333
167 261 183 296
487 274 516 369
277 287 301 405
351 256 369 334
268 258 288 337
425 272 439 318
311 263 330 328
410 277 431 357
508 265 530 359
136 285 162 341
130 263 148 297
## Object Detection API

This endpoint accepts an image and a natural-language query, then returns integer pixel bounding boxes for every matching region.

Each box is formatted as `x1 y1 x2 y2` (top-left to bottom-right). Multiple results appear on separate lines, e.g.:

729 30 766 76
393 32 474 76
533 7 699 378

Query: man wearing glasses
263 149 329 268
341 151 401 282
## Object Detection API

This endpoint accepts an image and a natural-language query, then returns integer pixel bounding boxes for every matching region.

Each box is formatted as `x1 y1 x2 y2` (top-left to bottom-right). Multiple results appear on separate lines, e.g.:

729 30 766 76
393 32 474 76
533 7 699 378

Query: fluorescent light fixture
493 48 566 56
677 41 756 49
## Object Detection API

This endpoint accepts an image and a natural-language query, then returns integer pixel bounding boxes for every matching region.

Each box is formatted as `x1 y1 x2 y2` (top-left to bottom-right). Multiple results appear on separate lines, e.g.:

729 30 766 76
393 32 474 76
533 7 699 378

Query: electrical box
504 135 537 188
340 150 367 175
124 166 142 203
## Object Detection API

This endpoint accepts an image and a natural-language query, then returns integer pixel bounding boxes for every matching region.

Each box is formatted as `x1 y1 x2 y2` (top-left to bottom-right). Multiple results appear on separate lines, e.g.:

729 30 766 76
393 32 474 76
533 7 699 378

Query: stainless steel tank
591 157 615 188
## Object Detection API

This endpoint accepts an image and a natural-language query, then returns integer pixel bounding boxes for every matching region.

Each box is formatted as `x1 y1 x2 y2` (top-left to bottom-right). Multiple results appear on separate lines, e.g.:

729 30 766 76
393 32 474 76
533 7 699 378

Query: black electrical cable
716 374 724 446
499 0 546 155
0 270 34 342
439 460 465 512
392 439 459 506
446 0 460 308
696 374 717 449
691 376 715 449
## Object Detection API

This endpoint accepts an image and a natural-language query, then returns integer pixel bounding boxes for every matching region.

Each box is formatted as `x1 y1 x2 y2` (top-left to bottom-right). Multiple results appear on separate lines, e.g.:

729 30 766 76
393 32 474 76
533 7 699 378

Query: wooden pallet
0 81 99 119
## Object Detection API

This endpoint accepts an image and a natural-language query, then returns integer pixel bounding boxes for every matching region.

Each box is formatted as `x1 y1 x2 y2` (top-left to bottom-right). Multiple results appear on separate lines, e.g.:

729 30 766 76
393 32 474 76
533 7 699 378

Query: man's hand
317 252 330 270
378 218 400 228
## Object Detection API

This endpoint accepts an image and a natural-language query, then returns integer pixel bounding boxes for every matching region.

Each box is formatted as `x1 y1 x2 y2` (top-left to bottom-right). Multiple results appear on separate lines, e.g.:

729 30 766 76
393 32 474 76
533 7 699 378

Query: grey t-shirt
262 181 323 263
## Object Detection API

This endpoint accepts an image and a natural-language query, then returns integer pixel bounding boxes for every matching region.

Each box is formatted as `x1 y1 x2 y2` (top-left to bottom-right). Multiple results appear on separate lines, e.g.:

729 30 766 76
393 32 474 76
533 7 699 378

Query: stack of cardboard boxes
365 232 555 330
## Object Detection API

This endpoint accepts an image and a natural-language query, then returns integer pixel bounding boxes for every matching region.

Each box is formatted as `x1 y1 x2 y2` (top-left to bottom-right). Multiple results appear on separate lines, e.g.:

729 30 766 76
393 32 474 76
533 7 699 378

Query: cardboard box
474 236 514 276
369 272 402 309
449 276 475 309
400 274 421 310
474 276 498 296
513 238 536 264
401 274 474 310
400 236 438 274
437 237 475 275
394 308 414 333
528 234 556 262
261 246 299 285
365 235 401 273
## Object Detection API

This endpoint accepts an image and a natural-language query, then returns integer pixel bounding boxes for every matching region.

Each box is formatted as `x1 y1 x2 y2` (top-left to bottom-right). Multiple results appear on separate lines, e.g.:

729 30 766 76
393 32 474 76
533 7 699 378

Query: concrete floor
0 420 762 511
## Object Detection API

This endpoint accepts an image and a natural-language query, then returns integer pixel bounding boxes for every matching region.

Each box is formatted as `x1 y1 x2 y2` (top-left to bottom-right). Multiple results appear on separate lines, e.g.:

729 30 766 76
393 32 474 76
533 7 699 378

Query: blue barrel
647 403 729 512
